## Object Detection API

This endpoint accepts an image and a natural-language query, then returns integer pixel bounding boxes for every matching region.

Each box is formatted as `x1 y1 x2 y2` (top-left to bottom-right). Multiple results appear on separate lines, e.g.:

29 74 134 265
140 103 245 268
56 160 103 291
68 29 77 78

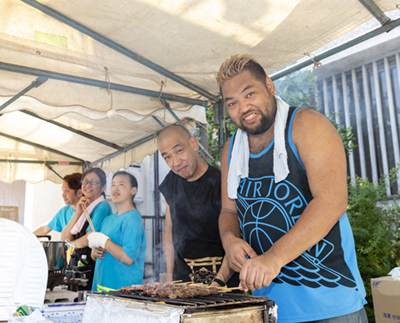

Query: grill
83 291 277 323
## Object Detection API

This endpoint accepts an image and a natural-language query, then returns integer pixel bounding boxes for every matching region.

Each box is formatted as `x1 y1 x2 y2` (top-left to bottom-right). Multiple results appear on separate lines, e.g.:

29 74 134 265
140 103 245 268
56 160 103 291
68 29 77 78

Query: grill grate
96 291 275 311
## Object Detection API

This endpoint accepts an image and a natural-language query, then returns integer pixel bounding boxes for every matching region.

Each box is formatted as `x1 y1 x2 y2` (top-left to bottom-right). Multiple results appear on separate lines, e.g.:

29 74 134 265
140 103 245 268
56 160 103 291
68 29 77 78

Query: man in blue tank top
217 55 367 323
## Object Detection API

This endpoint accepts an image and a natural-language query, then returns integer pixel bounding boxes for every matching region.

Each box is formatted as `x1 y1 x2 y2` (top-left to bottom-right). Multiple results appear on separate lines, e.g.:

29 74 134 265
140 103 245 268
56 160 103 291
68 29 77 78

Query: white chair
0 218 48 320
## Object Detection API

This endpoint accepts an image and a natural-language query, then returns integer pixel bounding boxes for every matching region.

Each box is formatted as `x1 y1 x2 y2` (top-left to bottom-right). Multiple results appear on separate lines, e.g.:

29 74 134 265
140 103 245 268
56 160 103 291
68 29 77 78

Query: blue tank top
229 107 366 322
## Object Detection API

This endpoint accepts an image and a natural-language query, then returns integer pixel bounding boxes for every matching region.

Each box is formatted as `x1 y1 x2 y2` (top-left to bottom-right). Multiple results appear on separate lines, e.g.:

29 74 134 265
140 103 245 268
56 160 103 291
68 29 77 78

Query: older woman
62 167 112 290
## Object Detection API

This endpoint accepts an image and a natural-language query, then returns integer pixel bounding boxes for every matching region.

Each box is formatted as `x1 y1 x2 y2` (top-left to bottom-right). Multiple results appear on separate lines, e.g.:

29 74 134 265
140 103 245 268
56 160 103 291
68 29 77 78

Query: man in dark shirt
158 125 236 287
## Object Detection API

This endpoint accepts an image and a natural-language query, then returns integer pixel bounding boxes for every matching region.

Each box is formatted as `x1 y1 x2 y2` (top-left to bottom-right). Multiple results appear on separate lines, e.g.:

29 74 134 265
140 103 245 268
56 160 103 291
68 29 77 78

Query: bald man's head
158 125 191 143
158 125 204 180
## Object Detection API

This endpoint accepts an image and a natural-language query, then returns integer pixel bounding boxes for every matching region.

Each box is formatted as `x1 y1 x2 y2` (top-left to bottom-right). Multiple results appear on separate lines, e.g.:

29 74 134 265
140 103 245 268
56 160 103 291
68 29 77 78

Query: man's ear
77 189 83 198
189 136 199 151
266 76 277 94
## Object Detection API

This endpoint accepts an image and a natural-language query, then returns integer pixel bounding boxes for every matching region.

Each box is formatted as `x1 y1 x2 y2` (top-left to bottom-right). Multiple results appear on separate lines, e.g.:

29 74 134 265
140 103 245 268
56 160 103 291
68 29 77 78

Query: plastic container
41 303 86 323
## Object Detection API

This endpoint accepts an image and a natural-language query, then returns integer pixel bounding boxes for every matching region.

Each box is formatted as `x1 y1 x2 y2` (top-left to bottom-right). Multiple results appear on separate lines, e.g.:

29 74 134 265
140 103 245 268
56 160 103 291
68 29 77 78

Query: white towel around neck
227 95 290 199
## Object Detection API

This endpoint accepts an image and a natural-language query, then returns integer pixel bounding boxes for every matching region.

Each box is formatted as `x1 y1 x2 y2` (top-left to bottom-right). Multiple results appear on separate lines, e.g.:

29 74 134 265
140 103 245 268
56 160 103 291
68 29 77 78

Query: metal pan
37 235 66 272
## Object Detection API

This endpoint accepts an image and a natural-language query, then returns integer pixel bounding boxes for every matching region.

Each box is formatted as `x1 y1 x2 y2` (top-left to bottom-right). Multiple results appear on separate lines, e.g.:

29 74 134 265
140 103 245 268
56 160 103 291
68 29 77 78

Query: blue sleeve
47 206 67 232
121 211 146 261
86 201 112 232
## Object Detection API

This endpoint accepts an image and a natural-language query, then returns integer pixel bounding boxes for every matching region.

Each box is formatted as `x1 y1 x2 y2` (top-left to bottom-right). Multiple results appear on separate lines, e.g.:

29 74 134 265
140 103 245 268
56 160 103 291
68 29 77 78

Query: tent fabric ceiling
0 0 399 183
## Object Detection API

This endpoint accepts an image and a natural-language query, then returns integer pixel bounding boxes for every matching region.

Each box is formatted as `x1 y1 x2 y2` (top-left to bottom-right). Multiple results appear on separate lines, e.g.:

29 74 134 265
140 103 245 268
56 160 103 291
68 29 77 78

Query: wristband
211 277 226 287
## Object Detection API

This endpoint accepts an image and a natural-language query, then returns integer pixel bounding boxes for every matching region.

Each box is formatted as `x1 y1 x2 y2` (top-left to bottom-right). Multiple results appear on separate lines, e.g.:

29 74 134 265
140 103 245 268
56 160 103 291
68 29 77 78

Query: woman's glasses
81 180 101 186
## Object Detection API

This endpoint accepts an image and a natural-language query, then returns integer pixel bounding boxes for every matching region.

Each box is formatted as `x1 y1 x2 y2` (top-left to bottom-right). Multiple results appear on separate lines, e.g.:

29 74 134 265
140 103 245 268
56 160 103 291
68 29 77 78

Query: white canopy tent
0 0 399 183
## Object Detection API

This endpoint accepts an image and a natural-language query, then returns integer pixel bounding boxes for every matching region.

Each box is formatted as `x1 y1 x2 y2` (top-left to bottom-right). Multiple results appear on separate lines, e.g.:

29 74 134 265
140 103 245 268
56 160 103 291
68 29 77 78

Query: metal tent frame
1 0 399 280
0 0 397 170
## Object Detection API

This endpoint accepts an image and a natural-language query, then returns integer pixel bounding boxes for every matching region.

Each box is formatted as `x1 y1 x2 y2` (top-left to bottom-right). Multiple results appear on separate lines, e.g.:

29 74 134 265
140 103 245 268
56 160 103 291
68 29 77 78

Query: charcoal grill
83 291 277 323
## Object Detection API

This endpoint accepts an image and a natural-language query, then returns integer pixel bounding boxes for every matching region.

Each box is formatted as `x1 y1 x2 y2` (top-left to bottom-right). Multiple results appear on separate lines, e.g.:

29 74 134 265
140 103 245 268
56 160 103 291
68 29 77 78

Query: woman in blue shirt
61 167 112 290
88 171 146 292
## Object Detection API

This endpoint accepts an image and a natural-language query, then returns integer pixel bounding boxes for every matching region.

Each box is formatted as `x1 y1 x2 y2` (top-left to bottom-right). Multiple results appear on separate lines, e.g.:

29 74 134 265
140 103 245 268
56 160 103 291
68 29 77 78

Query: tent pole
0 131 84 162
0 76 47 113
152 151 161 280
20 0 217 101
152 116 166 128
197 121 209 162
0 62 211 107
0 160 81 165
217 100 226 159
45 163 64 180
358 0 390 25
20 110 124 151
0 74 124 152
89 134 157 167
270 17 400 81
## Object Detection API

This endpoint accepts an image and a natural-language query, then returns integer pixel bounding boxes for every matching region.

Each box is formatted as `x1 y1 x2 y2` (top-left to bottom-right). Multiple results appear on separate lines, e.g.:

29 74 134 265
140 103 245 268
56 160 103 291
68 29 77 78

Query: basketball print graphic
236 176 356 289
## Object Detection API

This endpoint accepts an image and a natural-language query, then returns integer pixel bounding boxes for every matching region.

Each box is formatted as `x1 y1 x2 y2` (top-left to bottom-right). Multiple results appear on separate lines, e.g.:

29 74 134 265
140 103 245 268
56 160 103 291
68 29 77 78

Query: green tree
274 69 319 110
347 168 400 322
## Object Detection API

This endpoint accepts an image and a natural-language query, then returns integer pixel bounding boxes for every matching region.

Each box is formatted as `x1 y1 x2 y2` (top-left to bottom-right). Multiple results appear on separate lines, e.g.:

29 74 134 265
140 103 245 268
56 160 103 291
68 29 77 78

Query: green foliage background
347 170 400 322
205 70 400 322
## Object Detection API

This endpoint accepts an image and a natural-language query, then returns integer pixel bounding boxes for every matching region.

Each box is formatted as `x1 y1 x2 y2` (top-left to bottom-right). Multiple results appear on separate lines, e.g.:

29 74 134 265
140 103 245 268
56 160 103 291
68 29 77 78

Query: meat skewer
117 282 221 299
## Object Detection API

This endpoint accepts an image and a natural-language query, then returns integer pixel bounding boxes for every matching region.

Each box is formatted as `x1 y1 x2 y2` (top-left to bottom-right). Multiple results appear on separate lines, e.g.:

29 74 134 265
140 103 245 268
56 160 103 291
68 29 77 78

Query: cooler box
371 276 400 323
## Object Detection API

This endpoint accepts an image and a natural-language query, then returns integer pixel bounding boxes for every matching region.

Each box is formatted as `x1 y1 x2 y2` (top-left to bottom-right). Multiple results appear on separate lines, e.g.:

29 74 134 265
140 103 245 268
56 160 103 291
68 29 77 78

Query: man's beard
237 111 276 135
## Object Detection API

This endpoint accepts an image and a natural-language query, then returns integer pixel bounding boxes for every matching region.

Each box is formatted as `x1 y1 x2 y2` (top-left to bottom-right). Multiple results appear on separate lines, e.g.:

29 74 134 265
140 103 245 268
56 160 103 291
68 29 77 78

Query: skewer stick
218 286 244 292
81 202 95 232
171 280 183 283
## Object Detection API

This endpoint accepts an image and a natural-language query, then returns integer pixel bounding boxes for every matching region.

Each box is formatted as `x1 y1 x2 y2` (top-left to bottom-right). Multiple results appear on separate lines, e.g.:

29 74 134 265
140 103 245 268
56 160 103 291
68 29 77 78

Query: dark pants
307 308 368 323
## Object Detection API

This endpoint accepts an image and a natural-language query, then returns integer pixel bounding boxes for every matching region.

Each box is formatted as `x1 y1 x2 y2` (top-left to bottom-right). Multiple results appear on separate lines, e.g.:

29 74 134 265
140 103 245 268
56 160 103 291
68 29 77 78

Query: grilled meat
118 282 219 299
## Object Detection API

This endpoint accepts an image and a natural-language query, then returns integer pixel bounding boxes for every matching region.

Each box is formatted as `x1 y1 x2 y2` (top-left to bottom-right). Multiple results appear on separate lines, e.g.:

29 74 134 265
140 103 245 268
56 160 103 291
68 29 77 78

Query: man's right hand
225 236 258 272
166 272 173 282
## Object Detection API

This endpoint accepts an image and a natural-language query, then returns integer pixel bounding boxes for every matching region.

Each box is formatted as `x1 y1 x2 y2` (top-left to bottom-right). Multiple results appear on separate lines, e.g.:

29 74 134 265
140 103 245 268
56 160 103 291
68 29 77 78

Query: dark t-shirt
159 165 238 286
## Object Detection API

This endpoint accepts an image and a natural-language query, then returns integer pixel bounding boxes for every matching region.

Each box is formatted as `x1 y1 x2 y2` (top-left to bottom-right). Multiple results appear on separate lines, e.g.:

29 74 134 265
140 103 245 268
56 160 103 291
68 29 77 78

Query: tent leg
217 101 226 160
198 122 209 162
153 152 162 281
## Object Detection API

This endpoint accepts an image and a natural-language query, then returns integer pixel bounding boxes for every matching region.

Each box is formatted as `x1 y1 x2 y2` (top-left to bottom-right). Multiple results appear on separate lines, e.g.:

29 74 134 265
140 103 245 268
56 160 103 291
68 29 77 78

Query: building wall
0 180 26 224
26 180 65 240
314 22 400 197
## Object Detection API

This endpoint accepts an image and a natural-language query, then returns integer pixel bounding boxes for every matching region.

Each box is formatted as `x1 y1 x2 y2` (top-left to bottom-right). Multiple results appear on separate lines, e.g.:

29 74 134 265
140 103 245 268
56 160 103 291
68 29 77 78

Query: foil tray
82 294 277 323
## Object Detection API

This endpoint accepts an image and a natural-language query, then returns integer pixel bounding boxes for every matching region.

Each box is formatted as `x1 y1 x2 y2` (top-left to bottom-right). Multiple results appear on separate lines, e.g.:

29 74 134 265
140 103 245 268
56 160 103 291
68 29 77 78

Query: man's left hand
239 252 282 291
